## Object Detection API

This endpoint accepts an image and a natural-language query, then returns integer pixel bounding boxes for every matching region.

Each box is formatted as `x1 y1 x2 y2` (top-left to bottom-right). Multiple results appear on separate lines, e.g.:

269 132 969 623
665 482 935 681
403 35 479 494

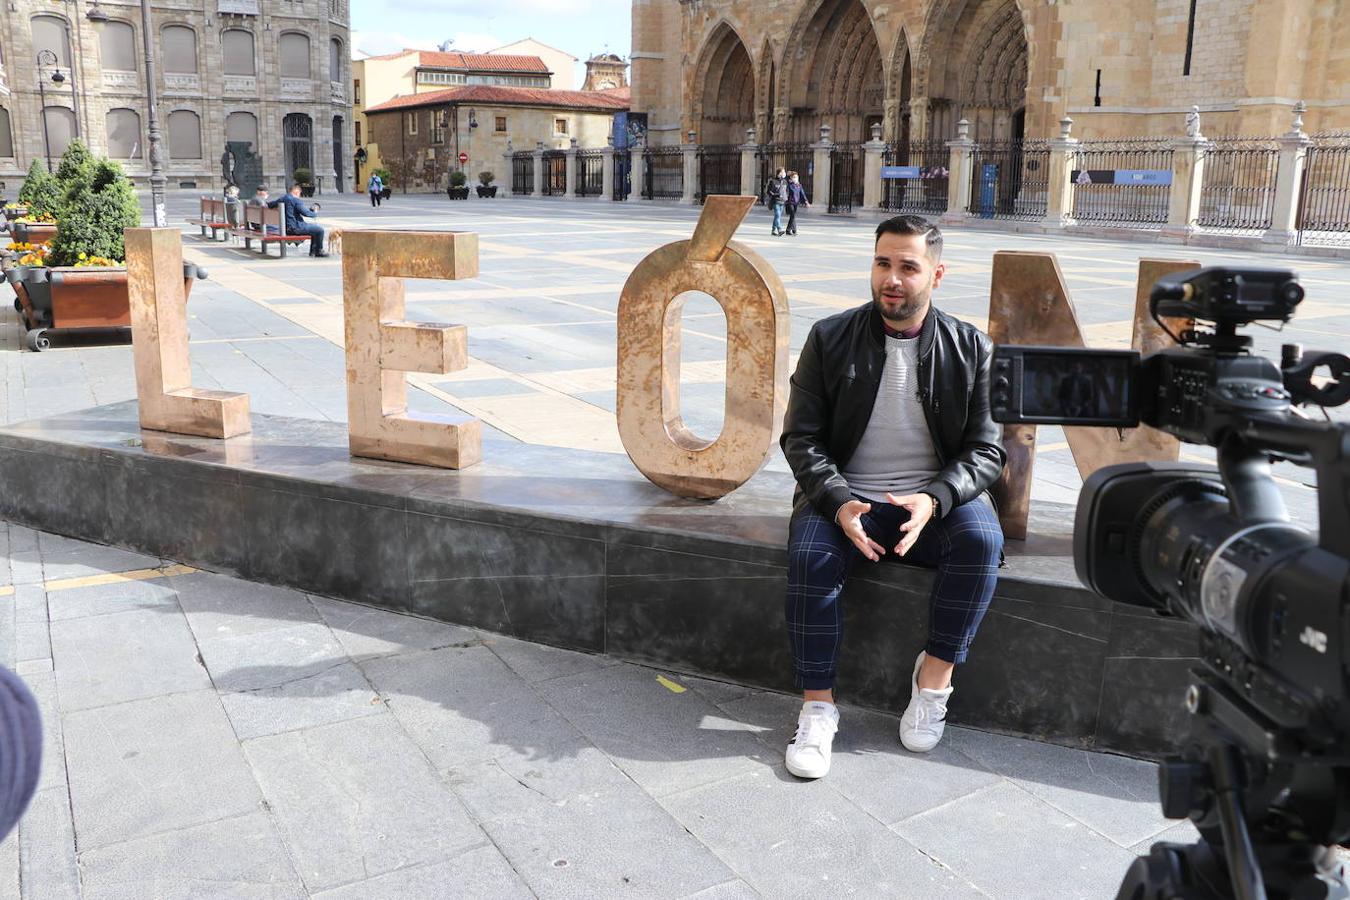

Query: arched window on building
105 107 142 158
225 111 259 151
280 33 311 79
31 15 71 67
98 20 137 72
162 25 198 74
0 108 13 158
329 38 342 83
42 106 76 158
167 110 202 160
222 29 255 76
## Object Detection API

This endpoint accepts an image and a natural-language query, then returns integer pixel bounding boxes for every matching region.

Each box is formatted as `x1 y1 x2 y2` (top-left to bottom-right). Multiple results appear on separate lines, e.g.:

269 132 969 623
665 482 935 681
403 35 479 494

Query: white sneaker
785 701 839 779
899 652 953 752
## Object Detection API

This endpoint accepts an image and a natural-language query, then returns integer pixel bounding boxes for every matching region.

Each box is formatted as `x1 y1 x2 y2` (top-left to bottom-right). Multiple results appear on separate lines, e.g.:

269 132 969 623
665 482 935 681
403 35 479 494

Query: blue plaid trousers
786 494 1003 691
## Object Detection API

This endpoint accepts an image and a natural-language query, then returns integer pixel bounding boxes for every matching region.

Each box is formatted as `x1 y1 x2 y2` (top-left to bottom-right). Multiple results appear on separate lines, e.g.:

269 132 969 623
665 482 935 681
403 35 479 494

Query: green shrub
54 139 95 198
17 160 61 218
45 159 141 267
293 167 313 185
372 167 392 184
477 170 495 186
449 170 468 187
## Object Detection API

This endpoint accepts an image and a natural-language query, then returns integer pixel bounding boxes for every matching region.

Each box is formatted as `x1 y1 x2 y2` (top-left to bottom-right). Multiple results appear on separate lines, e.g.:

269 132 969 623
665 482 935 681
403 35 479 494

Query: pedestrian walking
368 172 384 207
764 167 789 236
785 171 810 235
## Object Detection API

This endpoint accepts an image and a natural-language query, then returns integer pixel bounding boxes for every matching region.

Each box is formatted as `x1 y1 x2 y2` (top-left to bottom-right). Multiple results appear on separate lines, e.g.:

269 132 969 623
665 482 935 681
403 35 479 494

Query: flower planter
379 188 392 200
3 207 29 222
7 262 207 351
11 222 58 244
300 184 316 198
446 187 471 200
475 185 498 198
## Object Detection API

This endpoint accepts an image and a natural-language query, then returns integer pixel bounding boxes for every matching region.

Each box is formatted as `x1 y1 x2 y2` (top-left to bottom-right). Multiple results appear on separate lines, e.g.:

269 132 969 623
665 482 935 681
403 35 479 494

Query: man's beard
871 284 930 325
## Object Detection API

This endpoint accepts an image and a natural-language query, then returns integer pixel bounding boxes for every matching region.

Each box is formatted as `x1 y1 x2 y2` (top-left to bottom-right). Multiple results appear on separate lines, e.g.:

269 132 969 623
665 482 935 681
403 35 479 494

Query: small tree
55 139 95 200
477 170 495 186
449 170 468 188
17 160 61 218
45 160 141 267
293 166 313 186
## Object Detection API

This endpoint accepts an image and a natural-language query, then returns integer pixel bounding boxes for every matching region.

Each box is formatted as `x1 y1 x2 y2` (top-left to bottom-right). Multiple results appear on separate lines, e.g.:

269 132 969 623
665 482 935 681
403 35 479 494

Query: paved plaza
2 192 1347 897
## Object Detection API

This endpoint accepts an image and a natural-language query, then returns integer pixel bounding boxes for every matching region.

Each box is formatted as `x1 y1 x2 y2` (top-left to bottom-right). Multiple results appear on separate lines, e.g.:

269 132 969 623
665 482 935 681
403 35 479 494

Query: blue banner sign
882 165 921 179
1070 169 1172 186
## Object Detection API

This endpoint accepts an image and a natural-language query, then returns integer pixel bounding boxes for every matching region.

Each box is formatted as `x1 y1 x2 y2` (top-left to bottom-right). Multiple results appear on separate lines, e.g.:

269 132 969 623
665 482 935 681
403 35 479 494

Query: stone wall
632 0 1349 145
0 0 352 194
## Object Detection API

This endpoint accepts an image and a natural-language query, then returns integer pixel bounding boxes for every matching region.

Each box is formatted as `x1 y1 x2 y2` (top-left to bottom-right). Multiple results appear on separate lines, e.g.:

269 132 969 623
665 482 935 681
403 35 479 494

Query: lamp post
36 50 57 172
91 0 164 224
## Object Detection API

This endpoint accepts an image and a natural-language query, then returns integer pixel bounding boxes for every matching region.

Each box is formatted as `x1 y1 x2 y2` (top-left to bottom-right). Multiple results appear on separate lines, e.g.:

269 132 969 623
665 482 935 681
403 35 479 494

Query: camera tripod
1116 669 1350 900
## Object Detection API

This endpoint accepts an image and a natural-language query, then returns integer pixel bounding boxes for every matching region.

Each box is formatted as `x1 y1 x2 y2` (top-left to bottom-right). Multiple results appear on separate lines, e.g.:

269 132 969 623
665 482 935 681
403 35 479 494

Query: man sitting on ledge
268 184 328 257
780 214 1006 779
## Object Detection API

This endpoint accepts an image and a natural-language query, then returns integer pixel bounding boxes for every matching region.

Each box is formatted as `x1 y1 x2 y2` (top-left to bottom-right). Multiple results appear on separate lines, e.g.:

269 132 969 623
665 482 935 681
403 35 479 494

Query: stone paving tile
0 833 15 900
51 607 210 711
77 812 305 900
243 714 485 894
943 724 1167 847
39 545 163 581
309 845 532 900
661 767 986 900
538 663 774 799
361 644 584 770
63 690 260 851
311 595 479 661
44 578 179 622
19 671 65 793
219 660 384 741
194 621 347 693
448 753 738 899
892 780 1139 900
18 787 79 900
172 571 321 639
482 632 620 684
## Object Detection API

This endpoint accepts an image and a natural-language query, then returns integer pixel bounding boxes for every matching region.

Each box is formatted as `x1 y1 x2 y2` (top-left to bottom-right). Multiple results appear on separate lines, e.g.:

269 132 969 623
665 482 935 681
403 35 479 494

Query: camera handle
1217 435 1288 527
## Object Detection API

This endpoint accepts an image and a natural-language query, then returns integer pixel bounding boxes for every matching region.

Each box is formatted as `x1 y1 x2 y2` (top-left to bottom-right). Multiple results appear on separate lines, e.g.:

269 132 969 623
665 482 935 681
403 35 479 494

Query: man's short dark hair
875 215 943 261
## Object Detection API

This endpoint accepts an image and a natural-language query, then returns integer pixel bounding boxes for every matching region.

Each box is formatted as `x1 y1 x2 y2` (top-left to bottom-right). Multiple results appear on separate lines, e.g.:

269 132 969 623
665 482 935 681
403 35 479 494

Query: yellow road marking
0 586 13 597
656 675 687 694
44 564 197 592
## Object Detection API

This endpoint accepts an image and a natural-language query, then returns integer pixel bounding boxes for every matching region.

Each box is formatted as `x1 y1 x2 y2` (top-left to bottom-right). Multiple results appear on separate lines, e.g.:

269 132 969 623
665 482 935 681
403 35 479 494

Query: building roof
366 84 630 114
360 48 550 74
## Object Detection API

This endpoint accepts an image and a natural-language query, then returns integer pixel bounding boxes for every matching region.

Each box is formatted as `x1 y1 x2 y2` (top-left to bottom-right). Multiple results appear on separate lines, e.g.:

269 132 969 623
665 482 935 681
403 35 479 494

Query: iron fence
880 141 950 216
541 150 566 196
965 140 1050 220
697 145 741 201
1297 133 1350 247
576 149 604 197
1197 139 1280 233
613 150 631 201
756 143 813 203
511 151 533 196
1070 139 1173 227
828 143 862 214
643 146 684 200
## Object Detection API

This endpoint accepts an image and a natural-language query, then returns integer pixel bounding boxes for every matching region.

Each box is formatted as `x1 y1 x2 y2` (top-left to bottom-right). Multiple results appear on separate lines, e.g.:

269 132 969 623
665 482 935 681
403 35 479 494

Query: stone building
363 85 628 193
630 0 1349 147
0 0 352 194
581 52 628 92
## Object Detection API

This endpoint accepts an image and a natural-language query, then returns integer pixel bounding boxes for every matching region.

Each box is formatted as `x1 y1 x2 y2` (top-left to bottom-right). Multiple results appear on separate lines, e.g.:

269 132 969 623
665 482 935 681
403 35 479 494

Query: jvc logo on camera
1298 626 1328 654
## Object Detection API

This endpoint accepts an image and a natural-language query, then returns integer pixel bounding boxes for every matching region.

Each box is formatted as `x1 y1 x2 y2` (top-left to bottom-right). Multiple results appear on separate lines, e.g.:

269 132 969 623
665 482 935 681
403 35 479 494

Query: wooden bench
232 204 312 258
185 197 233 241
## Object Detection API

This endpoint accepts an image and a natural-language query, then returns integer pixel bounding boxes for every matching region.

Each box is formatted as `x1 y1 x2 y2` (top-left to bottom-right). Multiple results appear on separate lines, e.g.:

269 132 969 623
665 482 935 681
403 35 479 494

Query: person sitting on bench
246 188 278 234
268 184 327 257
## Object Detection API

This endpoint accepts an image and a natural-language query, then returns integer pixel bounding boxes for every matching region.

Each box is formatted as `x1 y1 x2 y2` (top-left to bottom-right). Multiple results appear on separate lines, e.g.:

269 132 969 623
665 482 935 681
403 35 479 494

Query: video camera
990 267 1350 900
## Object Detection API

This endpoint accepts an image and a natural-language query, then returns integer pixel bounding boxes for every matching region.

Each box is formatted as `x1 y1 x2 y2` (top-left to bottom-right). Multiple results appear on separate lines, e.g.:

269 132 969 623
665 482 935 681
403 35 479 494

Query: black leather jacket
780 302 1006 522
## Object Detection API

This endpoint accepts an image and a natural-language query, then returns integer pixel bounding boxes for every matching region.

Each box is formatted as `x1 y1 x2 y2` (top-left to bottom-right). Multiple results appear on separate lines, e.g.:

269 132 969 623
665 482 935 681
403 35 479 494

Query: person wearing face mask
764 167 790 236
784 171 810 236
778 214 1006 779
